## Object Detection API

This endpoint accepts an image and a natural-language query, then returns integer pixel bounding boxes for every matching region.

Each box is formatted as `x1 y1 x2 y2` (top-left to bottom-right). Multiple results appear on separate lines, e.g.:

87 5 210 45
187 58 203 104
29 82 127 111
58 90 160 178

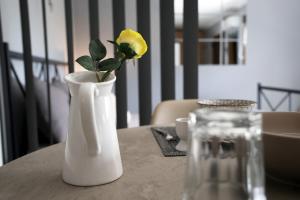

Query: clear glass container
183 110 266 200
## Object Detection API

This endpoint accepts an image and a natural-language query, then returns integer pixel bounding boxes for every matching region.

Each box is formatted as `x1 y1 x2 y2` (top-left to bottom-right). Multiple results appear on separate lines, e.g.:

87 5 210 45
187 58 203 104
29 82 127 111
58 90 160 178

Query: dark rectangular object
42 0 53 144
160 0 175 100
0 10 14 163
151 127 186 157
137 0 152 125
257 83 261 109
183 0 198 98
112 0 127 128
0 42 14 163
19 0 39 152
89 0 99 40
65 0 74 73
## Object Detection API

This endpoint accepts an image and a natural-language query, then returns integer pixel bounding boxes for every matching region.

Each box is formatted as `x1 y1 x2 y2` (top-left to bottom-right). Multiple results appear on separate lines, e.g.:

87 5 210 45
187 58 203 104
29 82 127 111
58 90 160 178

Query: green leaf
76 56 94 71
100 70 112 82
97 58 121 71
107 40 119 47
89 39 107 61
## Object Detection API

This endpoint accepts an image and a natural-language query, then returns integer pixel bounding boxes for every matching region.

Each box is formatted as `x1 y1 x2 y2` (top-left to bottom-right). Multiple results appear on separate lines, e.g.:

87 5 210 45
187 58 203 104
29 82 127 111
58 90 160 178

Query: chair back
151 99 199 125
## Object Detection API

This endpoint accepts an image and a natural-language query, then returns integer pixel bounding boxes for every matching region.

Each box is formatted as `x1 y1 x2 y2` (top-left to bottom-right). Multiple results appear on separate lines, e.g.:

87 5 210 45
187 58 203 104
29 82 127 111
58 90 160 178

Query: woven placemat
151 127 186 157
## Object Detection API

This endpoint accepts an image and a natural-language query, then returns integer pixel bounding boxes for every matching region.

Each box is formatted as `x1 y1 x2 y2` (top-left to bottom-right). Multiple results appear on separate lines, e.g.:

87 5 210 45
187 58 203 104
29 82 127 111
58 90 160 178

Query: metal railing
0 0 73 163
257 83 300 111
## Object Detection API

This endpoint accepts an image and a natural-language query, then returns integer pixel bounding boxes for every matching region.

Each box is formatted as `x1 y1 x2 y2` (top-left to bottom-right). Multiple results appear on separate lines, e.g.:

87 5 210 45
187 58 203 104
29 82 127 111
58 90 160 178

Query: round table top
0 126 299 200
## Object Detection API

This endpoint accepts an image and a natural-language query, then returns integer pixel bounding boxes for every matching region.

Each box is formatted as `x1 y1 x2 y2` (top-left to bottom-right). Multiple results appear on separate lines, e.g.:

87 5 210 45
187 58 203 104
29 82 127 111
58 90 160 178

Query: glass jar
183 110 266 200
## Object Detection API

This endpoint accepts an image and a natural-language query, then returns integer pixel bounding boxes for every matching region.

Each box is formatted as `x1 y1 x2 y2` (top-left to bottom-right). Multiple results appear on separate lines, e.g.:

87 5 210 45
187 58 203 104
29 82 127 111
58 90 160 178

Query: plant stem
95 71 101 82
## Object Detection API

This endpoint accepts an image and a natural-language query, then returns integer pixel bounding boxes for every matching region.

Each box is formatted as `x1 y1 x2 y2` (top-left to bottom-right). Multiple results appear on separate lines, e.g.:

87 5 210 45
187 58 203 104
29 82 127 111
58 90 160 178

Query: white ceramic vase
62 71 123 186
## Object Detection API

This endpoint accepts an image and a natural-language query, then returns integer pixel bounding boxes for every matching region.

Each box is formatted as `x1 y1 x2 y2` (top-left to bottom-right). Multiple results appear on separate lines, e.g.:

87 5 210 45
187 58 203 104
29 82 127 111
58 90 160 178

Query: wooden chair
262 112 300 183
151 99 199 125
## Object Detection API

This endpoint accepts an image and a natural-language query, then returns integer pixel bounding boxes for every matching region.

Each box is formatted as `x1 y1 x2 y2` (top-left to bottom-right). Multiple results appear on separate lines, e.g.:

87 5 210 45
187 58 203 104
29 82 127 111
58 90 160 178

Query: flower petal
116 28 147 58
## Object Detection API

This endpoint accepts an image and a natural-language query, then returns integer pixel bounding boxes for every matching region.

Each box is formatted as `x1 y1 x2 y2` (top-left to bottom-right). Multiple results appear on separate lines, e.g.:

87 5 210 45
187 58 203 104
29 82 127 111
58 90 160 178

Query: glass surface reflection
183 110 266 200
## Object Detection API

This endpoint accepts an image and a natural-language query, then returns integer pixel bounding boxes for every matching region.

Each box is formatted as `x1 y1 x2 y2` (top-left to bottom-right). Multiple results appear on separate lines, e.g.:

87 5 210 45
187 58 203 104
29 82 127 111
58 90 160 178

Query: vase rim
64 71 116 86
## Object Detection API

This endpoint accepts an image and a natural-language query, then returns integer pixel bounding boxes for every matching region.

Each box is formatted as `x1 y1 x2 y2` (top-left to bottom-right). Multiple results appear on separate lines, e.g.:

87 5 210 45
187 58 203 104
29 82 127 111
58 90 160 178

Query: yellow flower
116 28 147 59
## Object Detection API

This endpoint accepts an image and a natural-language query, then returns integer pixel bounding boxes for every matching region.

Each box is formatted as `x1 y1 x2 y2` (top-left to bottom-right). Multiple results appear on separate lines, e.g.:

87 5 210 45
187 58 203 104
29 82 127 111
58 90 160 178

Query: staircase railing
257 83 300 111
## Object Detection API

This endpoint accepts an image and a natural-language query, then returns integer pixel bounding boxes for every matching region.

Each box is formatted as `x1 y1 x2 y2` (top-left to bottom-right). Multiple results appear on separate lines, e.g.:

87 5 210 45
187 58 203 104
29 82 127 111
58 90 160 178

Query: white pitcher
62 71 123 186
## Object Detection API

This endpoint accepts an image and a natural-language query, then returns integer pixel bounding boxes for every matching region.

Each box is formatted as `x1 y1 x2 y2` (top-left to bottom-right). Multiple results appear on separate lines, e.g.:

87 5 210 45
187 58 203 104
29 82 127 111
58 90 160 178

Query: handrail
8 51 68 98
257 83 300 111
258 83 300 94
9 51 68 66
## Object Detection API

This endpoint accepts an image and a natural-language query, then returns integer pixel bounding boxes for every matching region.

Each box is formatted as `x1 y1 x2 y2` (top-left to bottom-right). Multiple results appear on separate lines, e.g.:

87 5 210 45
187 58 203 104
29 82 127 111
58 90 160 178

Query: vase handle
79 83 101 156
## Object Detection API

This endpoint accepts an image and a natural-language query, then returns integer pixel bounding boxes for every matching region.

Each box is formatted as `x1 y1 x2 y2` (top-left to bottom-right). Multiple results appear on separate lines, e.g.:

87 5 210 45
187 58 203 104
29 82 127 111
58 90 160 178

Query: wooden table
0 126 299 200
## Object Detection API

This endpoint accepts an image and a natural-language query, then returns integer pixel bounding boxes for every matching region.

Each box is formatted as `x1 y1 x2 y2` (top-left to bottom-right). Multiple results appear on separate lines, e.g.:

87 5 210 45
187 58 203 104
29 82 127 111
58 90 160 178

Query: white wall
73 0 90 72
199 0 300 106
125 0 139 125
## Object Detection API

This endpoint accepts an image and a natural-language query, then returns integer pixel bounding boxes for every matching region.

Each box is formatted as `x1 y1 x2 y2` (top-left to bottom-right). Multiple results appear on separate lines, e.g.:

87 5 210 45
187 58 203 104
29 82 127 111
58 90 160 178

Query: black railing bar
183 0 198 98
9 51 67 66
137 0 152 125
257 83 261 109
0 43 15 163
288 93 292 112
89 0 99 40
261 90 275 111
0 10 13 163
160 0 175 100
64 0 74 73
9 61 26 96
113 0 128 128
19 0 39 152
273 92 289 111
261 85 300 95
42 0 53 145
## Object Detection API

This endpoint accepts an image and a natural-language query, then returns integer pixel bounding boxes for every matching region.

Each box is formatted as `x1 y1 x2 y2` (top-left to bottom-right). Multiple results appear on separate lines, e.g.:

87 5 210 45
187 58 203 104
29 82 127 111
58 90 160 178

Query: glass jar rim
191 109 261 122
